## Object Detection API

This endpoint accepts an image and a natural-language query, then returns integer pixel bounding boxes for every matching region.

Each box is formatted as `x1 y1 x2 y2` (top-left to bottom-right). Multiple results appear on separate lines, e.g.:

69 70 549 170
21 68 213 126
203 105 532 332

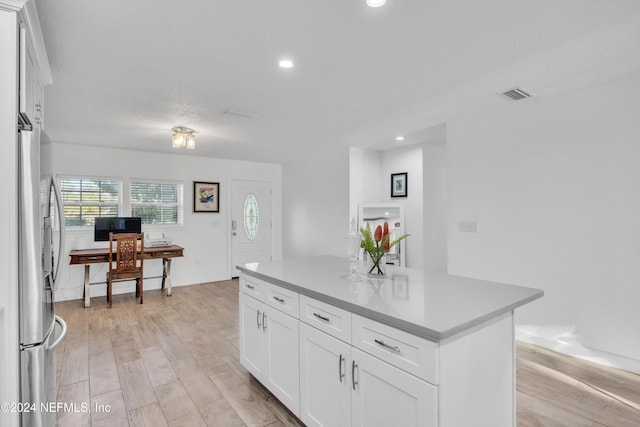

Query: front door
230 180 271 277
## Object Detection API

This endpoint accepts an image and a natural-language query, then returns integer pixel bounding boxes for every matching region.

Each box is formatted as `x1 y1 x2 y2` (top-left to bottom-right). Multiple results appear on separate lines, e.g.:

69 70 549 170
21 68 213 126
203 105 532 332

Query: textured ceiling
34 0 640 163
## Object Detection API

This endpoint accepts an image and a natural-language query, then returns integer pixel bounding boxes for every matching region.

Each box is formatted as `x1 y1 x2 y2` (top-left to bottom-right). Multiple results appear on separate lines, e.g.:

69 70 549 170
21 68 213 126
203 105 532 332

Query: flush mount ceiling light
395 136 405 141
366 0 387 7
278 59 294 69
171 126 196 150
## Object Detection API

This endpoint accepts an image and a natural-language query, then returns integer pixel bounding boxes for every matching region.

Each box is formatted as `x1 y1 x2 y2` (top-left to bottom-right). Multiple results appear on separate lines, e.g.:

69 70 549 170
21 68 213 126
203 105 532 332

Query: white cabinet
351 347 437 427
34 79 43 128
239 292 266 378
18 21 45 130
19 23 35 121
263 305 299 413
299 323 351 427
238 281 300 416
239 272 517 427
352 314 438 384
299 319 437 427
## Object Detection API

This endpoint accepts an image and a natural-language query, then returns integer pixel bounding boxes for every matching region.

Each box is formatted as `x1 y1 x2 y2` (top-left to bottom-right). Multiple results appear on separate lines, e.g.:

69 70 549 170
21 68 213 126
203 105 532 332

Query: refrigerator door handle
51 176 66 290
49 315 67 351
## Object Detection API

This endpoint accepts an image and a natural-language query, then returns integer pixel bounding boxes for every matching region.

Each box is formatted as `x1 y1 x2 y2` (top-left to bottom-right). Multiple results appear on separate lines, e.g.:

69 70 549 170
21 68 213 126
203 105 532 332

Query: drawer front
266 283 299 318
75 254 109 264
148 248 183 258
239 275 267 302
300 295 351 342
352 314 438 385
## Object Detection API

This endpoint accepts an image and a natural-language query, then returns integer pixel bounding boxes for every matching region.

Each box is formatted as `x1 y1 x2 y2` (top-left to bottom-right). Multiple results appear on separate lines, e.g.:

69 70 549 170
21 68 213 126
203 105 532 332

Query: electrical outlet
459 221 479 233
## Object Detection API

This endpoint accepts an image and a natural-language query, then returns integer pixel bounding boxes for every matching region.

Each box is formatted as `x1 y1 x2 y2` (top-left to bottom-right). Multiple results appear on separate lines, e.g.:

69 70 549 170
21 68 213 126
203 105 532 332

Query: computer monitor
94 217 142 242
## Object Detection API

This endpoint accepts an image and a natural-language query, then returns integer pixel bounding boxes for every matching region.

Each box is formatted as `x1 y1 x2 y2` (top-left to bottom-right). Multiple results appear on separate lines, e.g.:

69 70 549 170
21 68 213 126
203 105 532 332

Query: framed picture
193 181 220 212
390 172 408 198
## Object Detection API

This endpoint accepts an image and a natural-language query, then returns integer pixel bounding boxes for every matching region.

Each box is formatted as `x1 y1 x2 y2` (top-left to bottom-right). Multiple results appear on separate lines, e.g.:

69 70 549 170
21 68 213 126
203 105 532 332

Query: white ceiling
34 0 640 164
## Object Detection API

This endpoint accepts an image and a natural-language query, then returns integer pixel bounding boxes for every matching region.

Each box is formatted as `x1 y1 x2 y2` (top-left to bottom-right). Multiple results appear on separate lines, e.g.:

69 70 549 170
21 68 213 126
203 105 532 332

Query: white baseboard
516 327 640 375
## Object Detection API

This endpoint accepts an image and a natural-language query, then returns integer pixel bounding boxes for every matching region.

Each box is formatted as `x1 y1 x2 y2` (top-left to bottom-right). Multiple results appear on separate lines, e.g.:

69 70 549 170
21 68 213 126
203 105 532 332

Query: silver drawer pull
246 284 255 290
374 339 401 353
313 312 330 322
273 296 285 303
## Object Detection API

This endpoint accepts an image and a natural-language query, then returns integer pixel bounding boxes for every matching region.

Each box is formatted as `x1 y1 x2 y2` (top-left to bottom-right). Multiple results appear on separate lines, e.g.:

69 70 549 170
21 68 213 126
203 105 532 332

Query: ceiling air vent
223 108 261 119
501 88 532 101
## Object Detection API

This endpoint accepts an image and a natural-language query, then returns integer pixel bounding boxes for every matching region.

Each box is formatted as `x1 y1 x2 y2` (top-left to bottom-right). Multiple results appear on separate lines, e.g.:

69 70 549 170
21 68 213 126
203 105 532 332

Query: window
243 193 260 240
130 180 183 225
59 177 121 227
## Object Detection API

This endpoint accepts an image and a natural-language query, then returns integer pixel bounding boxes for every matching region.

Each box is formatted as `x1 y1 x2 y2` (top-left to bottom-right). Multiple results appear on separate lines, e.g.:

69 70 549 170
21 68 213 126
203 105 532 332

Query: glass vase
366 252 386 277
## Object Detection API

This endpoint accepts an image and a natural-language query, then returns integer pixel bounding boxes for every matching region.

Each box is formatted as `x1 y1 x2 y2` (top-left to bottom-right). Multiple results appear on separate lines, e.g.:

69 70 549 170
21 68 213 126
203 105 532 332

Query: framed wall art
193 181 220 212
390 172 408 198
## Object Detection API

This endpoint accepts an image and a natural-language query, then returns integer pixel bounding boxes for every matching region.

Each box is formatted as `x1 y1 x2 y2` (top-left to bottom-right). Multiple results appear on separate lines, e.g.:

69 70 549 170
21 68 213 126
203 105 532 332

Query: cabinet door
34 80 43 128
19 24 35 119
351 348 437 427
239 293 265 379
299 323 351 427
264 306 300 416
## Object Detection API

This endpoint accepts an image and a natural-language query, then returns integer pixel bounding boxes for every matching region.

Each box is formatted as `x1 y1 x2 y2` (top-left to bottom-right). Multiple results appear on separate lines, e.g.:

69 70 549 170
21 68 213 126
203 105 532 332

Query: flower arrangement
360 221 409 276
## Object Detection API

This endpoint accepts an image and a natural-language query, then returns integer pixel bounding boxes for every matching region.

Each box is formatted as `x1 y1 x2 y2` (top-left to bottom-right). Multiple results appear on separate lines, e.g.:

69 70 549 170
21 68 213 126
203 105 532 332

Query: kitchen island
237 256 543 427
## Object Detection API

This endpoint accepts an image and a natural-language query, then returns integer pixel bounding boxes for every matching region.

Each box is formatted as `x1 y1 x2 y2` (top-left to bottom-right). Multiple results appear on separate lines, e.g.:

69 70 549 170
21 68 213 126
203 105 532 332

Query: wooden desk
69 245 184 308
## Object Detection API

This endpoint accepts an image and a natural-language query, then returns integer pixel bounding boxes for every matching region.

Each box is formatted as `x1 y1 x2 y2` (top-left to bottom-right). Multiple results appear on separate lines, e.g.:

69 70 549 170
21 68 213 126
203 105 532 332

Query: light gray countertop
237 255 543 342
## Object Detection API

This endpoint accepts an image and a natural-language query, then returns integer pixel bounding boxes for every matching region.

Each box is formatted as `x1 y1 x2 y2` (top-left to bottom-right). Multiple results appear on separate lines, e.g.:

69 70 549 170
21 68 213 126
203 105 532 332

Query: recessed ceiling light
366 0 387 7
278 59 294 69
395 136 405 141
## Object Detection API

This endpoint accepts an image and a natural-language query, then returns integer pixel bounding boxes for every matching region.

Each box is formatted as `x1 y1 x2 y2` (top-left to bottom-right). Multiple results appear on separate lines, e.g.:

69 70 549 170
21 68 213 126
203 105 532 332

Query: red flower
374 225 383 242
383 222 390 251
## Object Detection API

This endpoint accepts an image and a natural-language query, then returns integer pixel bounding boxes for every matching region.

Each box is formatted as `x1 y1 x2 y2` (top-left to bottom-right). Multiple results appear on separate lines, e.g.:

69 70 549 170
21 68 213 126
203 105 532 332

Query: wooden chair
106 232 144 308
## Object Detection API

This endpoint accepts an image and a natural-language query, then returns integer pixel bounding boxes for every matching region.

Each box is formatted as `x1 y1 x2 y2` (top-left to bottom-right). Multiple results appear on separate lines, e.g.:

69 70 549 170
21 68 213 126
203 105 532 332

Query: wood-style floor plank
54 279 640 426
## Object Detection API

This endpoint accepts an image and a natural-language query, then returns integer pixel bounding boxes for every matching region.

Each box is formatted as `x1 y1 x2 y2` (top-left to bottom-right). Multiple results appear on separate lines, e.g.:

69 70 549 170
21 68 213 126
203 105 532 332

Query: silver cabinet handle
246 284 255 290
352 361 358 390
374 339 401 353
257 309 261 329
273 296 285 303
313 312 330 322
262 312 267 331
338 354 344 383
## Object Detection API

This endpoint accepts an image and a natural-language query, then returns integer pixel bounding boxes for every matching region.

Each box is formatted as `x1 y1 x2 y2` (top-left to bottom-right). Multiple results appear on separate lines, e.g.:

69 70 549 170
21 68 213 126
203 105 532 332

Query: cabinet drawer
352 314 438 385
239 276 267 301
266 284 299 318
74 254 109 264
300 295 351 342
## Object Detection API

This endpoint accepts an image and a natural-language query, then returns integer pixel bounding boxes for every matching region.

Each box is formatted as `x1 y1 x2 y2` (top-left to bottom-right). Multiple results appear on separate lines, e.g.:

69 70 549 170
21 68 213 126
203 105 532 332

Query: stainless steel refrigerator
18 114 67 427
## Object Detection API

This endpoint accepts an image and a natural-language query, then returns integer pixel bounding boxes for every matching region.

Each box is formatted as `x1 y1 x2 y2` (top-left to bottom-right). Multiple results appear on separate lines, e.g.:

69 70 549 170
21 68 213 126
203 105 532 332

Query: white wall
423 143 448 273
350 144 448 271
447 73 640 361
349 147 382 220
52 143 282 301
380 146 424 268
282 147 349 258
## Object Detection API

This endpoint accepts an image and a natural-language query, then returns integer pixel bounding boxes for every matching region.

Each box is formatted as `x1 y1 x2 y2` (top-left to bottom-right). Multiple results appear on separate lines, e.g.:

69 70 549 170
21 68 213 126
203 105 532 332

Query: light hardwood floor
54 279 640 427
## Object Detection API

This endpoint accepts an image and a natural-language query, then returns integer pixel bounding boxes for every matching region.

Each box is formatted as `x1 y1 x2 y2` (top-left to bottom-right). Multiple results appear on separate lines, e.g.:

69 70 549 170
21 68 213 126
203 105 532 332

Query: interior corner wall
51 143 282 302
422 143 448 273
282 147 350 259
446 73 640 361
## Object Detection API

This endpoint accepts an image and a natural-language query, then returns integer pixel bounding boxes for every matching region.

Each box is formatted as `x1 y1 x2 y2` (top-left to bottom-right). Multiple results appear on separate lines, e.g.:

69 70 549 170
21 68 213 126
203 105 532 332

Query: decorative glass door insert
243 193 260 240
